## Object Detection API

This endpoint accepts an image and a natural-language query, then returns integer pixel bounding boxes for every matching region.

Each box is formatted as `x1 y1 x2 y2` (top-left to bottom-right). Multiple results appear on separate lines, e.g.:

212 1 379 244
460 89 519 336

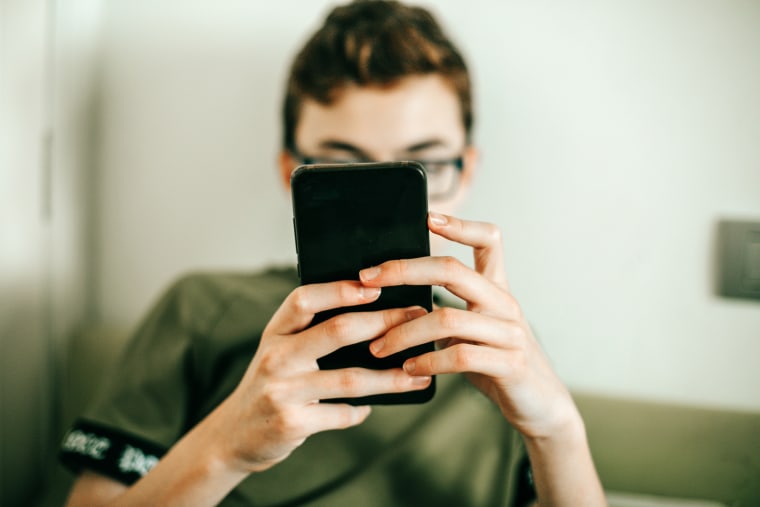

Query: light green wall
93 1 760 411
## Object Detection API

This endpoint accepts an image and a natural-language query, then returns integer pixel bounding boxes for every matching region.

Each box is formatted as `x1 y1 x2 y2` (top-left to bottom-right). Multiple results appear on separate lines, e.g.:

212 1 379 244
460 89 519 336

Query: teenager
61 2 605 505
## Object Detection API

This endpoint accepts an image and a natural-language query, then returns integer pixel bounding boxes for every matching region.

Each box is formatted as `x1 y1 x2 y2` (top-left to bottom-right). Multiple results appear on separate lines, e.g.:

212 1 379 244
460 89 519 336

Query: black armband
59 419 167 485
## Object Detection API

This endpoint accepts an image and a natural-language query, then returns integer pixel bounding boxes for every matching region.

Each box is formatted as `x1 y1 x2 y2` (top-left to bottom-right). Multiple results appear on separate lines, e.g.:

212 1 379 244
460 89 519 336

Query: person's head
278 0 478 215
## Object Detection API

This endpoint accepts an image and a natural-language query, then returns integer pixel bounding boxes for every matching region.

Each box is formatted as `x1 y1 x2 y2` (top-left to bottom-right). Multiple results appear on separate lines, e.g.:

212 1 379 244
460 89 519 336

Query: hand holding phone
291 161 435 405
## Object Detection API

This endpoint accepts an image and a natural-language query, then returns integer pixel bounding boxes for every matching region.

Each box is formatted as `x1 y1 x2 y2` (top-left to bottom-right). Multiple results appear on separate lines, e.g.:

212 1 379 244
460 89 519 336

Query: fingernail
360 266 381 281
370 338 385 355
359 286 381 299
404 359 416 374
411 375 431 386
429 212 447 226
406 307 427 320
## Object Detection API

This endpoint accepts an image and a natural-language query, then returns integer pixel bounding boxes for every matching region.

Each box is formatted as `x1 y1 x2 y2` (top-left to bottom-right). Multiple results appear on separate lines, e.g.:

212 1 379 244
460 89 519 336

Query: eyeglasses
289 149 464 200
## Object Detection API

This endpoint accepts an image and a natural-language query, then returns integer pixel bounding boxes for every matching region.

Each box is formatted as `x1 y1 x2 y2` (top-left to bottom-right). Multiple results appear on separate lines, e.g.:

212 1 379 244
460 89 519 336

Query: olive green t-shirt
60 267 534 506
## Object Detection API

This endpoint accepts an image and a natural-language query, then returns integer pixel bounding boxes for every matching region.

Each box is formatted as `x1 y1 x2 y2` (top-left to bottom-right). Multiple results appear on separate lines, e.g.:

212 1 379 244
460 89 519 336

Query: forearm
523 414 606 507
110 407 248 507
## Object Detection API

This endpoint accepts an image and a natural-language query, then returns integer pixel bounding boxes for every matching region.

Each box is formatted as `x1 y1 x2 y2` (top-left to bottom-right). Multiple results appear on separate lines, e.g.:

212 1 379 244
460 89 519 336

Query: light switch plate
717 219 760 300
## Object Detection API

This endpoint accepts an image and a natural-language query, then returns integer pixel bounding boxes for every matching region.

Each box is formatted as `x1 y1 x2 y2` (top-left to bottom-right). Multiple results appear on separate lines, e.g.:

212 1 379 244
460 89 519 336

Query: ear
278 150 298 192
459 144 479 191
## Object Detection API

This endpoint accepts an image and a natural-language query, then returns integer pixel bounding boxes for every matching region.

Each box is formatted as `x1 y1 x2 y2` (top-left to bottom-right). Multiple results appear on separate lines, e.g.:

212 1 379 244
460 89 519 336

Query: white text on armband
62 430 111 460
118 445 159 476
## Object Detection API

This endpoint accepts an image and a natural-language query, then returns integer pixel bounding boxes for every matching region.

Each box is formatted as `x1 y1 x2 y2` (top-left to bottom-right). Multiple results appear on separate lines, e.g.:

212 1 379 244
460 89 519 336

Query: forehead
294 75 465 153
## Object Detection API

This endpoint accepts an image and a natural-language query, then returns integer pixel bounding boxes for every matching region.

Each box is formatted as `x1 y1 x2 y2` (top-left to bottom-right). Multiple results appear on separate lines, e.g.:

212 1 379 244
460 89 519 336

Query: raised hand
214 280 431 473
361 212 577 439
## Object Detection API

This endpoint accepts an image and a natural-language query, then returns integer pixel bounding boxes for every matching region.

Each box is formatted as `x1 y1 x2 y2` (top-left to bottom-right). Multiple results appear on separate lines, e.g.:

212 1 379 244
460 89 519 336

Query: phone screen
291 162 435 405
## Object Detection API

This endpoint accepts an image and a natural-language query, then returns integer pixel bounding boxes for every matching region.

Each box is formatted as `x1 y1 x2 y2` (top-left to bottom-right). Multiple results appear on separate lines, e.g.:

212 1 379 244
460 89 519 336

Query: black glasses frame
288 148 465 200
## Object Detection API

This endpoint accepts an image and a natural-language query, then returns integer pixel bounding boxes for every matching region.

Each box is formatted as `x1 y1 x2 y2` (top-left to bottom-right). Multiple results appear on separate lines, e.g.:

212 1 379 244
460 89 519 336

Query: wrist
522 408 606 506
524 405 587 451
192 400 255 480
200 393 287 477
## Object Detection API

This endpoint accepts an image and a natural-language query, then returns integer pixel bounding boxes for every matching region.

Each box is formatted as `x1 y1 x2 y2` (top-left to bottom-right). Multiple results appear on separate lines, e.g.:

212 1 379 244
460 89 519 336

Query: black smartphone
291 161 435 405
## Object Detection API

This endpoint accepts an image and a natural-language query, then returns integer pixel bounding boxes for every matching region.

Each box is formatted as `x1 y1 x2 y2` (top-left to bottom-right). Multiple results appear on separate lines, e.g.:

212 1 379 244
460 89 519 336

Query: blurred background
2 0 759 505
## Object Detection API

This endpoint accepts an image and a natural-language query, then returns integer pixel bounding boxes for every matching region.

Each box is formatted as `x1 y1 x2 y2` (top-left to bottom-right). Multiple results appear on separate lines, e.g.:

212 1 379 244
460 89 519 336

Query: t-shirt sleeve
59 275 227 485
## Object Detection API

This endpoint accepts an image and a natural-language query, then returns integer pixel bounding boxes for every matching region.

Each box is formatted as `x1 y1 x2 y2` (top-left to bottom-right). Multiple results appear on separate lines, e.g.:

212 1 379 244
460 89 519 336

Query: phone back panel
291 162 435 404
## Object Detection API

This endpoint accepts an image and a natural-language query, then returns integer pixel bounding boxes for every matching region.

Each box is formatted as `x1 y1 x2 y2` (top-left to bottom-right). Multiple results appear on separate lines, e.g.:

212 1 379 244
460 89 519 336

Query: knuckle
254 382 309 441
504 294 523 318
276 408 305 438
261 387 281 408
289 287 311 314
260 381 286 407
437 307 461 331
414 354 433 375
452 344 474 370
512 325 528 344
326 313 353 340
338 282 357 302
257 348 285 375
484 223 502 244
336 369 361 394
441 255 463 273
393 259 409 277
381 308 407 335
383 308 400 329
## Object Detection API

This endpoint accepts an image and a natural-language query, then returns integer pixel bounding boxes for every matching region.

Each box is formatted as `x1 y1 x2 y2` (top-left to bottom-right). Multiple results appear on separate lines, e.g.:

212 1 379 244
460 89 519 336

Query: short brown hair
282 0 472 149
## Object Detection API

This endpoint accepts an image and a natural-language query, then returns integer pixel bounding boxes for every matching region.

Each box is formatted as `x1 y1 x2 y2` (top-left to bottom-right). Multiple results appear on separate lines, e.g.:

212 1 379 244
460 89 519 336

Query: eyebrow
317 138 450 158
317 140 371 159
403 139 449 154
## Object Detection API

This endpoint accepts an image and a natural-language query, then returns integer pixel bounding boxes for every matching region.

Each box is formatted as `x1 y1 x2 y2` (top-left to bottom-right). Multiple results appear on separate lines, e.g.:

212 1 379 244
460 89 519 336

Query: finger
403 343 513 378
267 281 381 335
295 306 428 360
295 367 432 403
428 212 507 288
359 257 517 317
370 307 525 358
302 403 373 435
